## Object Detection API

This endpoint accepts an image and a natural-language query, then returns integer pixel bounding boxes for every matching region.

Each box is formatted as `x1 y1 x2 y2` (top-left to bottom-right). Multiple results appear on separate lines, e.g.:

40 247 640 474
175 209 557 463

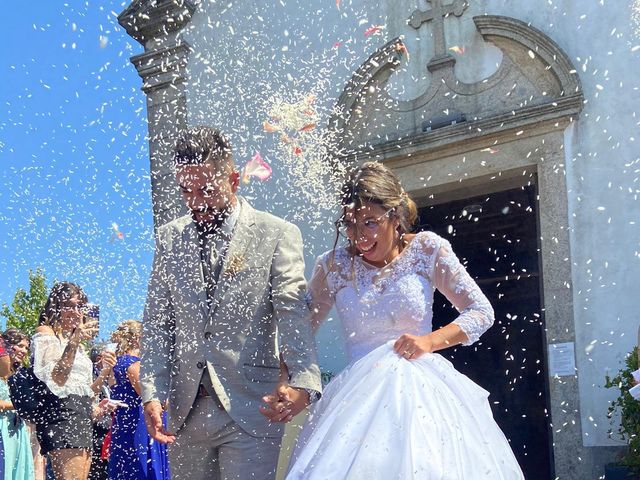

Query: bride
285 162 524 479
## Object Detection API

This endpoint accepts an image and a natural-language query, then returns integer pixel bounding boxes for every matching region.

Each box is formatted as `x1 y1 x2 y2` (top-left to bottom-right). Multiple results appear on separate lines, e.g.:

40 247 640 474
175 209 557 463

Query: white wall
482 0 640 447
182 0 640 445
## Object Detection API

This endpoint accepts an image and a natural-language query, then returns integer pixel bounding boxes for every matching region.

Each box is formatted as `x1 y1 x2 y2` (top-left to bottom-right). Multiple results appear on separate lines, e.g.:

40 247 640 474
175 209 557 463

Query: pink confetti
332 41 343 50
364 25 385 37
242 152 272 183
449 45 465 55
293 146 303 156
110 223 124 242
263 121 280 132
395 43 410 61
336 0 341 9
280 133 293 144
299 123 317 132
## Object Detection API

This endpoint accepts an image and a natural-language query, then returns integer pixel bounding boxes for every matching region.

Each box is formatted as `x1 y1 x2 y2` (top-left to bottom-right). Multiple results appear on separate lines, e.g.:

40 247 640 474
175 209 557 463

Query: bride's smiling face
343 202 400 267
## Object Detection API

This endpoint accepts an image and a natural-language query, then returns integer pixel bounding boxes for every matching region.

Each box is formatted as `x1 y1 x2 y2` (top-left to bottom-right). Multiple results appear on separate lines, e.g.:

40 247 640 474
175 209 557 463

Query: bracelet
433 331 450 346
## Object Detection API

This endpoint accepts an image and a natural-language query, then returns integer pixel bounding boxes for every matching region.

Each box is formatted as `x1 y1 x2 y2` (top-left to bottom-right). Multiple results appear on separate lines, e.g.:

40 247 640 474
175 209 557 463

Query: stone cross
408 0 468 58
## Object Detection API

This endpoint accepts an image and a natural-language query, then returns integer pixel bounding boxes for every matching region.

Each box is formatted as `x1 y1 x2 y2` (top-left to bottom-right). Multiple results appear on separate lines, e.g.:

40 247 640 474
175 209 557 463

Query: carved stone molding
118 0 197 47
331 15 584 158
119 0 198 228
474 15 581 96
130 41 191 95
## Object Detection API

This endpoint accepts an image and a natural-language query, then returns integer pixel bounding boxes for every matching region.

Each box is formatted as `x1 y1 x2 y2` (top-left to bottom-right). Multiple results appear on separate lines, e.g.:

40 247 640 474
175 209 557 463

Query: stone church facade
119 1 640 478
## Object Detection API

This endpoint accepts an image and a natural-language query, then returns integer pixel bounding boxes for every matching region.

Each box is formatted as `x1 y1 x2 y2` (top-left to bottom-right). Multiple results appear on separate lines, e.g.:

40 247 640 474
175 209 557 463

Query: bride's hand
393 333 435 360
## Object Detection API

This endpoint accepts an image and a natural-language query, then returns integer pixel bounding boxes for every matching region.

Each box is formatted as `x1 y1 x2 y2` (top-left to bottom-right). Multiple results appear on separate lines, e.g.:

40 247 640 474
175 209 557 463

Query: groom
140 126 322 479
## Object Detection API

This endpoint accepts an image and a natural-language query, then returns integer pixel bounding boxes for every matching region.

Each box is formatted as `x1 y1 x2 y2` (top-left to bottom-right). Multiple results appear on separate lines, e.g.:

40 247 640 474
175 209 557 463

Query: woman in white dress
32 283 116 480
286 162 524 479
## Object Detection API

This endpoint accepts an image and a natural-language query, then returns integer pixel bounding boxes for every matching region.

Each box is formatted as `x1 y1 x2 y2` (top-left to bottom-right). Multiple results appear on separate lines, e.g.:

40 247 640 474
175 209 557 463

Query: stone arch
331 15 583 155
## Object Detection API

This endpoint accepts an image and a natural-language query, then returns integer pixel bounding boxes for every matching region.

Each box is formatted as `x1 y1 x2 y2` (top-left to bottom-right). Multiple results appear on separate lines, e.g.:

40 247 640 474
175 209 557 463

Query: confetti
449 45 465 55
481 147 498 154
299 123 317 132
110 223 125 242
263 121 281 132
336 0 341 10
364 25 385 37
395 43 410 61
242 152 272 183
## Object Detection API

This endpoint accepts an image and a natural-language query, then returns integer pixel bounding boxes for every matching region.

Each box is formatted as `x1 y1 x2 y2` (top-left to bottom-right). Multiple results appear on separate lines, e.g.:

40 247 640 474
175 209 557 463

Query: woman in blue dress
0 329 35 480
108 320 169 480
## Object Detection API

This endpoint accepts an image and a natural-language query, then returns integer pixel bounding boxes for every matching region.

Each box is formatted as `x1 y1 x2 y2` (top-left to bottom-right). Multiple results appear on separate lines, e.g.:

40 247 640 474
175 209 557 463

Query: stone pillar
118 0 197 229
536 128 592 479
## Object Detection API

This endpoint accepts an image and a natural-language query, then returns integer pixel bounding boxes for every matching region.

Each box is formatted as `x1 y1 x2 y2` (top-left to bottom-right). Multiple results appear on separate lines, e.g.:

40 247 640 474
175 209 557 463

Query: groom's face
176 160 240 224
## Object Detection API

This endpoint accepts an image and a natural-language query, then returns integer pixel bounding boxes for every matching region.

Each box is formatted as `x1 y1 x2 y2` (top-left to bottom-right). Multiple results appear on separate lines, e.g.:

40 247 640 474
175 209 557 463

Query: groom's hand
143 400 176 444
259 383 310 423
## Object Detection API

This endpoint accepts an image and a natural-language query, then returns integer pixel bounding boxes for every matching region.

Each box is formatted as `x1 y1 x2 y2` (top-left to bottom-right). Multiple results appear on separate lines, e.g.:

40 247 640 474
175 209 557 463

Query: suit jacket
140 197 322 437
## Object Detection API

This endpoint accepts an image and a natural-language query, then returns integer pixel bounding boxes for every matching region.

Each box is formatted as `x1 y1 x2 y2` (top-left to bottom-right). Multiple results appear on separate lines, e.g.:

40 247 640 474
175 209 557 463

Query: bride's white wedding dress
286 231 524 480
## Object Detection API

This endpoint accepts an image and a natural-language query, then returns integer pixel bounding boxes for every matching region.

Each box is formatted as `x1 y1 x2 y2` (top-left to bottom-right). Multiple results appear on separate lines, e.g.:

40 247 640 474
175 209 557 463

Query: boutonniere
224 253 247 278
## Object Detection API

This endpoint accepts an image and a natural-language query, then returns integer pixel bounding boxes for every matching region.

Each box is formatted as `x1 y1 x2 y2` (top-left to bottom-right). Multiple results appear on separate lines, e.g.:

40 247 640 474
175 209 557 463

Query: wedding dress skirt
286 342 524 480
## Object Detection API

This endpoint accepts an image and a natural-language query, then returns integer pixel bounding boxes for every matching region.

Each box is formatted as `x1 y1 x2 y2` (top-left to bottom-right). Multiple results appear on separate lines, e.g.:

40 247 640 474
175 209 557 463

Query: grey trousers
169 395 282 480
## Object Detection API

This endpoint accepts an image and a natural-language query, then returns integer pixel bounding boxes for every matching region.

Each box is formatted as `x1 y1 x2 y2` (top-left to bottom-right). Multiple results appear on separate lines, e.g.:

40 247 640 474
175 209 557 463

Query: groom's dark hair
174 126 234 172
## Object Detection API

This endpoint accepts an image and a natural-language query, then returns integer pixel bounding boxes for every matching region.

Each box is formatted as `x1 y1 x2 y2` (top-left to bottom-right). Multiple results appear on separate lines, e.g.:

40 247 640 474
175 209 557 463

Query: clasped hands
259 383 310 423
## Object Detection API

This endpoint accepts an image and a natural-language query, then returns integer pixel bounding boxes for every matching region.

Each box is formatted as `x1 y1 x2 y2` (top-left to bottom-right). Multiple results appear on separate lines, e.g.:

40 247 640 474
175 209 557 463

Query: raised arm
32 330 80 394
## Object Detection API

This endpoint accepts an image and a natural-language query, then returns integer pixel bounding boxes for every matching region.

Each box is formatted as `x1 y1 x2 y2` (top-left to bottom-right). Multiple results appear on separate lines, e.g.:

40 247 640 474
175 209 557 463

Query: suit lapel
181 220 210 320
207 197 256 321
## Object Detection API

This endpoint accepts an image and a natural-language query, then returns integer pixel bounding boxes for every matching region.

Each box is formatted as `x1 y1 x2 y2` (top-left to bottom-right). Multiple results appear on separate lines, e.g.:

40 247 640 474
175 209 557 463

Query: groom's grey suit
140 197 321 478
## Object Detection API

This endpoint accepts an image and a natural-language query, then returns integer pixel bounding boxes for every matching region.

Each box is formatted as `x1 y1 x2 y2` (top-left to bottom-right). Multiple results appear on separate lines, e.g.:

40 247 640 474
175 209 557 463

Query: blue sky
0 2 153 338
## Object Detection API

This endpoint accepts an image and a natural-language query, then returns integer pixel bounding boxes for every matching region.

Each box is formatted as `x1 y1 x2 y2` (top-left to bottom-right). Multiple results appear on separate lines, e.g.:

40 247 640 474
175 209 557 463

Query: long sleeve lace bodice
32 333 94 398
308 231 494 362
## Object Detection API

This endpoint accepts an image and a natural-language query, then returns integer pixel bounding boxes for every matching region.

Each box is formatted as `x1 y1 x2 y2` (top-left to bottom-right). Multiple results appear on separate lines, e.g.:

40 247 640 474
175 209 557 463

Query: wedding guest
109 320 169 480
0 328 35 479
32 282 116 480
0 339 9 380
0 338 9 479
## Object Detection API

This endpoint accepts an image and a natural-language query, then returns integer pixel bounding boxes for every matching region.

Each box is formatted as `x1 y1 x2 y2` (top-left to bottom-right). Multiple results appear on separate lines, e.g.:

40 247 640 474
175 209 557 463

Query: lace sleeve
307 254 336 332
426 234 495 346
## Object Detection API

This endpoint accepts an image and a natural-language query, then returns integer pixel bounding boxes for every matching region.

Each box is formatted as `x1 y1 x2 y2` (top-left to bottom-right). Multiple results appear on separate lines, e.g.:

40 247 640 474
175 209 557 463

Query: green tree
1 269 49 336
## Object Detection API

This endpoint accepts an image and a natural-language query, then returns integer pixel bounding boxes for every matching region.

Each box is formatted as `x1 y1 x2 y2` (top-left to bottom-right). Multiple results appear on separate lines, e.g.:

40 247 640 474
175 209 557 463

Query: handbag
7 366 59 424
